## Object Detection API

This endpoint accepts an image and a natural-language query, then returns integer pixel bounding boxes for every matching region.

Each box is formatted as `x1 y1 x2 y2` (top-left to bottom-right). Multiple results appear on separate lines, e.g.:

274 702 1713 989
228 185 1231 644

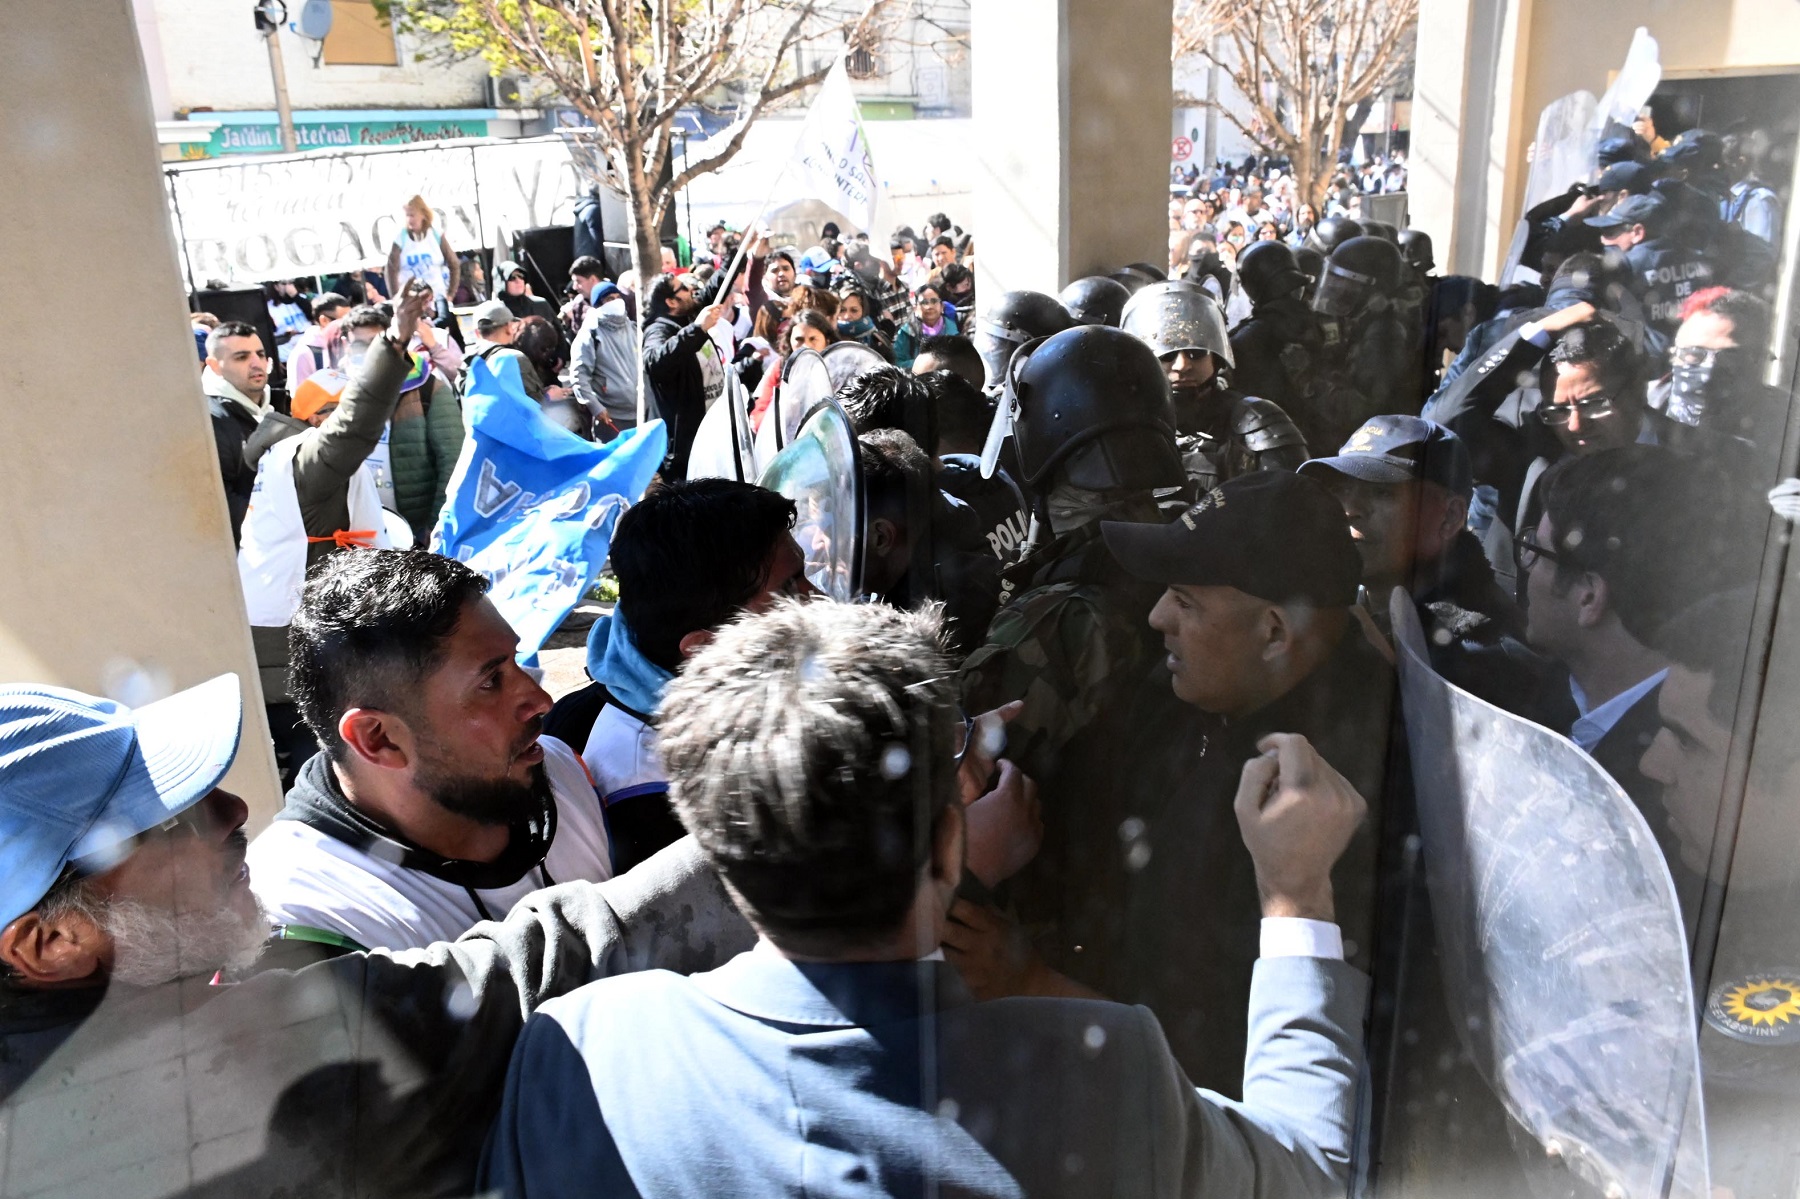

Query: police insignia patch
1706 971 1800 1044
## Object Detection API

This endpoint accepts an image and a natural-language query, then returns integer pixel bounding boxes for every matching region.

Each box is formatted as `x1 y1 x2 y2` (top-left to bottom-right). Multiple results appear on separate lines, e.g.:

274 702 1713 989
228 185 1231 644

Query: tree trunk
620 141 664 284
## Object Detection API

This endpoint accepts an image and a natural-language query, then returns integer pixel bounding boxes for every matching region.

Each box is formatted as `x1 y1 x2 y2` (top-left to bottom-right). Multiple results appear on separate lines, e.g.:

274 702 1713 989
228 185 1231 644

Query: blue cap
1585 192 1667 231
1300 415 1473 498
589 280 622 306
0 674 242 928
1595 161 1658 195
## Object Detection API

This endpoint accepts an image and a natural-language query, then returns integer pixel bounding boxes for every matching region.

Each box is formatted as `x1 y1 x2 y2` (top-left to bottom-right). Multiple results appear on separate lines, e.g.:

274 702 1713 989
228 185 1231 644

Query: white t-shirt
581 702 667 809
247 736 612 952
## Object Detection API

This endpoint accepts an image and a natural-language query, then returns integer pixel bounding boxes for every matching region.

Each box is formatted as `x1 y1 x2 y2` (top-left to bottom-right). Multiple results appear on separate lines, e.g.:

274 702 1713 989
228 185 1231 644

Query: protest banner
431 355 666 662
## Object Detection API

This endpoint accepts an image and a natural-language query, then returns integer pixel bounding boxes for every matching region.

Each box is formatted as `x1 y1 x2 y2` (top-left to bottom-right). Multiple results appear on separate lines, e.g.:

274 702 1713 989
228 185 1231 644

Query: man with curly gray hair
482 600 1374 1199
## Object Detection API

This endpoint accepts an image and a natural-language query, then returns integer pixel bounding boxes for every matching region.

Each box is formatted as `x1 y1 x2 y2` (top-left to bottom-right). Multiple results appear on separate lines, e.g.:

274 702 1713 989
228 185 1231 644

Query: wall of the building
139 0 491 116
4 0 284 825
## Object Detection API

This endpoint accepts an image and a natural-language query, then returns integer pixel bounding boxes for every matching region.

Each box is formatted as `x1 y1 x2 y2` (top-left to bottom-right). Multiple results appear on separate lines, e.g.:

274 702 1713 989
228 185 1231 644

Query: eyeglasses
1513 529 1565 572
1670 345 1728 369
1538 395 1617 427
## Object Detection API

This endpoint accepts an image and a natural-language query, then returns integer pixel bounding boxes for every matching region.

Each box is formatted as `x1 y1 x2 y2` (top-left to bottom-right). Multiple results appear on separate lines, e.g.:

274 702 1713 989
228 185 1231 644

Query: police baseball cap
1585 192 1667 231
1595 161 1657 195
1101 471 1361 607
1596 134 1648 168
1299 415 1473 498
0 675 242 929
473 299 515 331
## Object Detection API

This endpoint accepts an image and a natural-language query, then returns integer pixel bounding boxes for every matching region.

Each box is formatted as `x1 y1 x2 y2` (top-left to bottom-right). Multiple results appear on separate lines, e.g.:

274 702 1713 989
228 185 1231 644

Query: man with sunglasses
0 673 754 1196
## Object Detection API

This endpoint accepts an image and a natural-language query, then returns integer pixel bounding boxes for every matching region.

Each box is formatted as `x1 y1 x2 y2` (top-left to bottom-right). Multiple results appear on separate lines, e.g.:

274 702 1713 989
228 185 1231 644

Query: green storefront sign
199 119 488 158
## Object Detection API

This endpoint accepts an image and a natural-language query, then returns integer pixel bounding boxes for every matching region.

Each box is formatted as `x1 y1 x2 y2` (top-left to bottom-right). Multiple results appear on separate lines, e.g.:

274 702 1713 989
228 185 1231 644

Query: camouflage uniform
958 521 1164 785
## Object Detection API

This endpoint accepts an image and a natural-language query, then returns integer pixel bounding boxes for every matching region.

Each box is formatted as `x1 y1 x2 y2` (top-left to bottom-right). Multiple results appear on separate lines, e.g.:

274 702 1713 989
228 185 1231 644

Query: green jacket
387 374 465 542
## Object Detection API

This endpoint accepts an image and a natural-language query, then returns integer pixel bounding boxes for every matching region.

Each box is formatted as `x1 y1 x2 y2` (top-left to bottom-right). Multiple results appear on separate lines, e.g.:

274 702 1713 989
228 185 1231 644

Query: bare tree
392 0 895 281
1173 0 1417 208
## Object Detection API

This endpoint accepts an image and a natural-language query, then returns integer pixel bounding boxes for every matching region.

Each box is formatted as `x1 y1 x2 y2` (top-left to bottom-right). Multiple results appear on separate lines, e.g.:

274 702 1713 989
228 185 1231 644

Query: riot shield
757 395 864 602
1390 589 1709 1199
684 352 757 482
821 339 888 394
752 348 835 472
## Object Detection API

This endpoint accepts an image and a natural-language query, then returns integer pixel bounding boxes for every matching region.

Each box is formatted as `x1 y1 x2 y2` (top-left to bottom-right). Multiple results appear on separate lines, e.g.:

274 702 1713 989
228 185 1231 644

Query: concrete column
0 0 282 822
971 0 1173 299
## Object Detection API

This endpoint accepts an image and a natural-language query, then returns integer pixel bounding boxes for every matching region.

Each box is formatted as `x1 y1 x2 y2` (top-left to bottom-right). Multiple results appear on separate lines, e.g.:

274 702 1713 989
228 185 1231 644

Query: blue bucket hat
0 674 242 928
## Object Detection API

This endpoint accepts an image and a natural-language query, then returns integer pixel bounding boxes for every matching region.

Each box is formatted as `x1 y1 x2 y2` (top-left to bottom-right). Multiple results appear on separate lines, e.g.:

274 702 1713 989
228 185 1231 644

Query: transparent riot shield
1389 589 1709 1199
757 396 864 602
821 339 888 394
752 348 835 473
685 352 757 482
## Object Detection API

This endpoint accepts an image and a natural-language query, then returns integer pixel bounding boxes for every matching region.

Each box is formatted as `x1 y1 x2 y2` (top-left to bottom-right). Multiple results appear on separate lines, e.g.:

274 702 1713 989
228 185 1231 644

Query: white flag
779 58 878 233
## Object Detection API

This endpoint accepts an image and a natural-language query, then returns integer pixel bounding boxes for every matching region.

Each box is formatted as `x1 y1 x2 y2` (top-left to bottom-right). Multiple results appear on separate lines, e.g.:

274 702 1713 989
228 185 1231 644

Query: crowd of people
2 109 1795 1198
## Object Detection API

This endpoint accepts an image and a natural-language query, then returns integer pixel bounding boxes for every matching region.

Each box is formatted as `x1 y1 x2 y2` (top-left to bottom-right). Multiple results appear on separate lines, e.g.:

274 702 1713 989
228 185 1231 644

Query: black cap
1299 415 1473 498
1101 472 1361 607
1585 192 1667 231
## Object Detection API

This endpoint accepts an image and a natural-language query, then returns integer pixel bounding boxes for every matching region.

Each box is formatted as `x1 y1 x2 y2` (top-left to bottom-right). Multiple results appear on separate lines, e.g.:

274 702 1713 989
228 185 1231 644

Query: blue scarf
584 612 674 717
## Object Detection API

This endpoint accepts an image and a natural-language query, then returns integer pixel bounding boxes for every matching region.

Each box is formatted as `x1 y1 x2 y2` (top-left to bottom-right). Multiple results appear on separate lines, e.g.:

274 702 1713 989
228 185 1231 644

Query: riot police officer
972 290 1075 391
1057 276 1132 328
1305 214 1365 257
1229 241 1330 421
1584 192 1715 345
958 325 1181 785
1313 235 1422 449
1119 280 1310 492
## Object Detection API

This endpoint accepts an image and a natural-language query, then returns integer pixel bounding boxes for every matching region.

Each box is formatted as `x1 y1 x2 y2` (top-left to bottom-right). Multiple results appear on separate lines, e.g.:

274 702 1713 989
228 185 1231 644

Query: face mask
837 315 875 339
1667 346 1750 428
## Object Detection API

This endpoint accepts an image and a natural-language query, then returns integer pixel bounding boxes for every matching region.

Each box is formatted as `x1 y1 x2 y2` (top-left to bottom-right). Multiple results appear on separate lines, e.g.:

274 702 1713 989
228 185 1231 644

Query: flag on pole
431 355 666 662
774 58 879 232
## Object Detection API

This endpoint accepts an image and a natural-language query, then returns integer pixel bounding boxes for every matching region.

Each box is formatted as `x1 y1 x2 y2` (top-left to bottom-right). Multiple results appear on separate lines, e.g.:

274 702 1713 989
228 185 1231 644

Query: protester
286 290 351 390
203 319 271 544
892 282 959 370
0 673 754 1195
242 550 614 958
385 195 460 317
642 257 750 480
570 278 641 440
833 286 891 355
493 259 557 323
238 281 433 792
910 331 985 387
462 297 545 399
787 307 836 353
264 279 311 367
543 479 820 874
483 600 1370 1199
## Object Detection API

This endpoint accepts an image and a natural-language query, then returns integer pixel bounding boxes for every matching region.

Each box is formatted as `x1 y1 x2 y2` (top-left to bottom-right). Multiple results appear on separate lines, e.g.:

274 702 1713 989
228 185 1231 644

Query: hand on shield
1234 733 1367 923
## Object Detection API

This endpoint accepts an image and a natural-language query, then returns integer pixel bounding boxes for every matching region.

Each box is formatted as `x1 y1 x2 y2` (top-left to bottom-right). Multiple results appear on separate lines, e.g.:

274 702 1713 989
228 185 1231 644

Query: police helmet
974 290 1074 389
1006 325 1183 492
1304 215 1365 257
1057 276 1133 328
1312 236 1403 318
1361 219 1400 245
1397 228 1436 273
1119 280 1234 368
1235 241 1312 305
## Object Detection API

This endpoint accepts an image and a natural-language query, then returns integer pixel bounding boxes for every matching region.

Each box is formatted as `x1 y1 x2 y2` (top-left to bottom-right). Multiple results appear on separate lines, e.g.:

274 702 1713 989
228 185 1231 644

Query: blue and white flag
432 355 666 662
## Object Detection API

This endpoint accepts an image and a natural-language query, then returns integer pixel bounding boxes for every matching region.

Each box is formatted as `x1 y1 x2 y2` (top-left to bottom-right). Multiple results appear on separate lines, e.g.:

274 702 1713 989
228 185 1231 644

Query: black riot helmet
1304 215 1365 257
1109 263 1167 296
1119 280 1234 369
1397 228 1436 273
1058 276 1133 328
973 290 1074 389
1361 219 1400 245
1005 325 1183 492
1236 241 1312 304
1313 236 1403 318
1293 247 1327 302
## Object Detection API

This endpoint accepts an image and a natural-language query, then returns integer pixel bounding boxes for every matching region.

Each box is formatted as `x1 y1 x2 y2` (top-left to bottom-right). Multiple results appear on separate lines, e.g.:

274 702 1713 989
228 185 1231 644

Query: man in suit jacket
481 600 1371 1199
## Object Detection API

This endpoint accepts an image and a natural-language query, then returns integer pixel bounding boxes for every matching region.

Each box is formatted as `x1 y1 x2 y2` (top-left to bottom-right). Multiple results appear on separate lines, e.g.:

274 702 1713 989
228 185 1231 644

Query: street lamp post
253 0 299 154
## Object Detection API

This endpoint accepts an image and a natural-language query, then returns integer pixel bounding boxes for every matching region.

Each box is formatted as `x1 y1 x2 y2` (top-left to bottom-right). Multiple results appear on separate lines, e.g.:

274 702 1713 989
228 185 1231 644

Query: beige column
971 0 1173 299
0 0 282 822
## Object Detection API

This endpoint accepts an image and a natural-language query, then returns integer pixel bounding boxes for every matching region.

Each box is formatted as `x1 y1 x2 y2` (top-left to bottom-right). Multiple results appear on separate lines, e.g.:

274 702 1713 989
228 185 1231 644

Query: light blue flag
431 354 666 662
